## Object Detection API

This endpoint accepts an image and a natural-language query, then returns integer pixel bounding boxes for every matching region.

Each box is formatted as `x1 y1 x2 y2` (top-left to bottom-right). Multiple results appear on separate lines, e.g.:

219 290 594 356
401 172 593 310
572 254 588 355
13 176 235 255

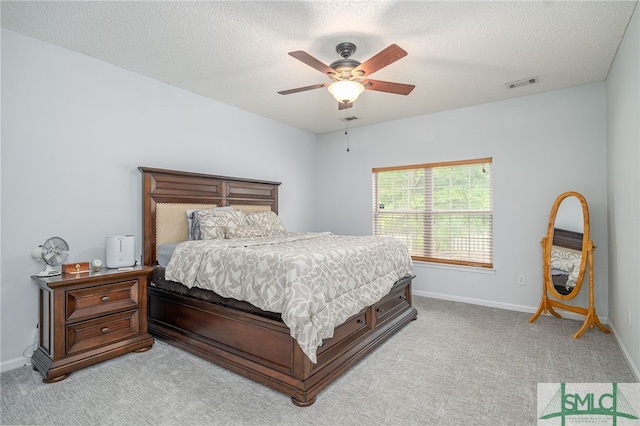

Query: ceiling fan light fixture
328 80 365 104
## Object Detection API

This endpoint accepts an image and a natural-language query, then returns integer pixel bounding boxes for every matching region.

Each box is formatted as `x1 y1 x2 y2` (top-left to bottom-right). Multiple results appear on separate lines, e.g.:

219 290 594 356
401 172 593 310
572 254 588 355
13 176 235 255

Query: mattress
150 267 281 321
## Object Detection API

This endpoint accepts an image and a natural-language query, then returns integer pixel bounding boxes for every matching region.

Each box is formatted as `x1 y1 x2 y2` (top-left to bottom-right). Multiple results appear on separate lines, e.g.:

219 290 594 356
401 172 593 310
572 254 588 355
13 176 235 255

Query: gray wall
316 83 608 319
606 5 640 379
0 29 318 370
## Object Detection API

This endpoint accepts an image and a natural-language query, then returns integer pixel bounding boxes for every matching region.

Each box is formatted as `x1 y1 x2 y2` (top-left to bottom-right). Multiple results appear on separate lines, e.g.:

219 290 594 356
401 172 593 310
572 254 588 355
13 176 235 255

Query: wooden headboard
139 167 281 266
552 228 584 252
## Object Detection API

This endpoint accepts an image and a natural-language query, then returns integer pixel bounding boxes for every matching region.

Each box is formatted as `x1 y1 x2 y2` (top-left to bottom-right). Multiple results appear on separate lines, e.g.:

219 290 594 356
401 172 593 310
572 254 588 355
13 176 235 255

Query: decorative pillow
245 211 287 236
186 210 200 240
187 206 234 240
226 226 264 239
198 209 246 240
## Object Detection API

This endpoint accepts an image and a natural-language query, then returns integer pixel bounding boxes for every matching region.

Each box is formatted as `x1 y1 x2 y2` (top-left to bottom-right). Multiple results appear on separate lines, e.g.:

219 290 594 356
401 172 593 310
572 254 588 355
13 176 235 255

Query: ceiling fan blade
338 102 353 110
352 44 408 77
362 79 415 95
278 83 329 95
288 51 335 76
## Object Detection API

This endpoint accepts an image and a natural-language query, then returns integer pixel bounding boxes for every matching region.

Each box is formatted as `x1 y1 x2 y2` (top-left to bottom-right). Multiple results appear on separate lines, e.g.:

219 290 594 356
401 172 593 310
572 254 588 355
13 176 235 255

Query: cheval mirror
529 191 610 338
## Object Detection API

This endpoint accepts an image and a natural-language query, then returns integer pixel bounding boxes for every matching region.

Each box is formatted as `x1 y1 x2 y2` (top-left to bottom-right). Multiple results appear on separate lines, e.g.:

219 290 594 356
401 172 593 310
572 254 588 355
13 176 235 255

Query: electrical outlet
518 274 526 286
628 310 632 328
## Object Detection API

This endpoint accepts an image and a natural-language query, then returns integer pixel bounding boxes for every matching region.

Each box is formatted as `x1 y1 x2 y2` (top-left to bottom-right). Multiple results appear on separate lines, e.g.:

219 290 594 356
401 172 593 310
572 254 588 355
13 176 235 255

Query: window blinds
373 158 493 268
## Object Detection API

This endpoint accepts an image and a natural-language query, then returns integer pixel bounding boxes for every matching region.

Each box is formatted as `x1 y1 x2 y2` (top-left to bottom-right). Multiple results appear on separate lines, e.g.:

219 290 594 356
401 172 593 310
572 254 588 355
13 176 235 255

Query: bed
139 167 418 406
550 228 584 295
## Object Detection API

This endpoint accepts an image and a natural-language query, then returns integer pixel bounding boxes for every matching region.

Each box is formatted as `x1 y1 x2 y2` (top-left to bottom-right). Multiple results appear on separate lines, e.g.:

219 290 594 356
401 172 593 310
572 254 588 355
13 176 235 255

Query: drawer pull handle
399 295 406 300
356 319 362 324
377 308 384 313
101 296 110 302
101 327 110 333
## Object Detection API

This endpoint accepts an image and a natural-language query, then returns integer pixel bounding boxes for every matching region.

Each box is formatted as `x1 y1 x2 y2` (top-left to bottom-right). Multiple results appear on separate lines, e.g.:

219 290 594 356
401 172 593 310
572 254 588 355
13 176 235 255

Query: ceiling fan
278 42 415 110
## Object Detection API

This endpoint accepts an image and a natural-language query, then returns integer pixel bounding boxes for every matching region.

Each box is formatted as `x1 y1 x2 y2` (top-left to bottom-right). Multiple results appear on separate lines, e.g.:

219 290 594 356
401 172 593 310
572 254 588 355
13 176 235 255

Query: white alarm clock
90 258 103 271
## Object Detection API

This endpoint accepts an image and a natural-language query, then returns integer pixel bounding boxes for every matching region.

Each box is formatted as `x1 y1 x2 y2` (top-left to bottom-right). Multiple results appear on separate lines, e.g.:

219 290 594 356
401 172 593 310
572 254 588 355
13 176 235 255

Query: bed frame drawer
316 311 368 359
374 280 411 324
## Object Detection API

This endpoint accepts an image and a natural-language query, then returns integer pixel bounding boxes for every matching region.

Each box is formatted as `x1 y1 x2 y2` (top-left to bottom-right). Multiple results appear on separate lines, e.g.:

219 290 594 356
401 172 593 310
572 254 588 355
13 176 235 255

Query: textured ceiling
2 1 637 134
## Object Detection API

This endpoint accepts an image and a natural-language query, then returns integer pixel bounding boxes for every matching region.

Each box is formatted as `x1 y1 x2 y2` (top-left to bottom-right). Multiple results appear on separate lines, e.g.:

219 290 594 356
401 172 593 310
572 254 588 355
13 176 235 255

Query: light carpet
1 296 636 425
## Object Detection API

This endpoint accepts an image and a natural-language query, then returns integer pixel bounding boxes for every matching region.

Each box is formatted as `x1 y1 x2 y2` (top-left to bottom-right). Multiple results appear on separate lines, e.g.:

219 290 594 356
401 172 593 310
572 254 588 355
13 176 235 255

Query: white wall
316 83 609 319
606 5 639 379
0 29 318 370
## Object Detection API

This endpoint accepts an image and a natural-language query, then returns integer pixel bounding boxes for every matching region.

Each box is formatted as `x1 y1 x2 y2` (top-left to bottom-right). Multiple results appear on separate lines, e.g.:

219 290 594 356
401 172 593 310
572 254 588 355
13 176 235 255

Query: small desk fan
32 237 69 277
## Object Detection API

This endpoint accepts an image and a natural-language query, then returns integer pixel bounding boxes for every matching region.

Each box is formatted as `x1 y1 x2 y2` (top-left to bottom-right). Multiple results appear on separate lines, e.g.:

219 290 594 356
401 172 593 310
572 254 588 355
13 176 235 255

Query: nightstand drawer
66 310 140 355
66 280 139 321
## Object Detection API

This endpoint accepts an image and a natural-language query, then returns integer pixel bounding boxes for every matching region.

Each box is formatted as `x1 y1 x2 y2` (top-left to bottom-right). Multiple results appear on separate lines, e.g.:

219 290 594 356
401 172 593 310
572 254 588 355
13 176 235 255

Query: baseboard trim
413 290 609 324
1 356 32 373
608 323 640 382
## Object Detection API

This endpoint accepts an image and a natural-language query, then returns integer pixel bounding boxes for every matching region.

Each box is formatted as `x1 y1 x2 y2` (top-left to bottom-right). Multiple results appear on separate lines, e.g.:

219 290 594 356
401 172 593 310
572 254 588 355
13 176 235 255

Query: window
373 157 493 268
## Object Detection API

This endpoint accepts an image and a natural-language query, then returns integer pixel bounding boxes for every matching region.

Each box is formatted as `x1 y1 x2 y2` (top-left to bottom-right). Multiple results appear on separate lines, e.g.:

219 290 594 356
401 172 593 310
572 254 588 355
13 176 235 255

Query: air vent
341 116 358 122
506 76 538 89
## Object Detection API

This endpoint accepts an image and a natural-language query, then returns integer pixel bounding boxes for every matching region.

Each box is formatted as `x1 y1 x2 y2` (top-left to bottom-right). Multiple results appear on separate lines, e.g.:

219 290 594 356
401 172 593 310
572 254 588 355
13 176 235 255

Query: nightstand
31 266 154 383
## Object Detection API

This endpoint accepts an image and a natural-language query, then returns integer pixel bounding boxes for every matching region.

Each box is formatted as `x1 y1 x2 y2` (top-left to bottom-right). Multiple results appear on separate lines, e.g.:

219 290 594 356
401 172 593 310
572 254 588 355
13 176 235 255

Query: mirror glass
546 192 589 300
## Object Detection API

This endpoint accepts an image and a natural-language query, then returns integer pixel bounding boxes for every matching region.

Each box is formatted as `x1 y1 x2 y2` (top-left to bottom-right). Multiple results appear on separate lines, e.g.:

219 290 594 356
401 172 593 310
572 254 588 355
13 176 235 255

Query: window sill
412 260 496 275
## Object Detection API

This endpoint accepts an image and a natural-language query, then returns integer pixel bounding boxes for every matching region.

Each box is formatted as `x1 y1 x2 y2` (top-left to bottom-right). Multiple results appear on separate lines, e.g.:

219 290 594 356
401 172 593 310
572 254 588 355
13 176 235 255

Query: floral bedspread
165 232 413 363
551 246 582 290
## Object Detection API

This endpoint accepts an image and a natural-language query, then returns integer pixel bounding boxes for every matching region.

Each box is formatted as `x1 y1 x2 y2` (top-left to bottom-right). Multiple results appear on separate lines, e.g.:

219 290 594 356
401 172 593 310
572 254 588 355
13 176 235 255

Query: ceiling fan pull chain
346 130 350 152
345 109 350 152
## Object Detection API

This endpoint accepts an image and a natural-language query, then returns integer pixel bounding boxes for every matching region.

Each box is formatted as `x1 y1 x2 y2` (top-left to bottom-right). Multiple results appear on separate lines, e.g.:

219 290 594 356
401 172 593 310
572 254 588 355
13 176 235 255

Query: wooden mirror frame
529 191 610 338
546 192 589 300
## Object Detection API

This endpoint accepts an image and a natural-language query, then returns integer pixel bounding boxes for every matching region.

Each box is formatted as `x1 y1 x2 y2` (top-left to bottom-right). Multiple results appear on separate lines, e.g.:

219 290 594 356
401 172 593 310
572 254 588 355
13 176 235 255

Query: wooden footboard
147 275 417 406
